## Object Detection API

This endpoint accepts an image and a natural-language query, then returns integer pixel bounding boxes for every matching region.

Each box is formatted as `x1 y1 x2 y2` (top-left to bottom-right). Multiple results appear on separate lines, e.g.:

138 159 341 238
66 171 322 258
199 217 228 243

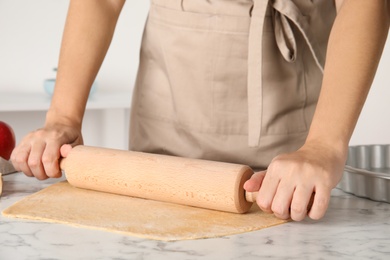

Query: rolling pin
60 145 259 214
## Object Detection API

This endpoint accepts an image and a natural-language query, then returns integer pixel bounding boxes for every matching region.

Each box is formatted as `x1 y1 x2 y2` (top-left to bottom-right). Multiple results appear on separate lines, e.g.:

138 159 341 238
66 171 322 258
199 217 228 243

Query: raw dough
2 181 287 241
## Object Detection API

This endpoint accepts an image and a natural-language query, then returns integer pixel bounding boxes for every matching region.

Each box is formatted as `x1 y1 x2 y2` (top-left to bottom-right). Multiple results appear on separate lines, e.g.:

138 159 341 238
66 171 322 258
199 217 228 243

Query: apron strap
247 0 268 147
247 0 325 147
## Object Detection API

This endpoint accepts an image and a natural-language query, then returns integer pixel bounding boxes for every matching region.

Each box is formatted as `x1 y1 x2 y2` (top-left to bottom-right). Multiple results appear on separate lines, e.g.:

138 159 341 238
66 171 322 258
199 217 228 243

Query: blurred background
0 0 149 149
0 0 389 150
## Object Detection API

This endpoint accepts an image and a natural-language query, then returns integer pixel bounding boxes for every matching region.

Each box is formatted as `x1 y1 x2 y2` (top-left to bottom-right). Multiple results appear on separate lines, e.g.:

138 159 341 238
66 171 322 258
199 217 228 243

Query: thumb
243 170 267 192
60 144 73 158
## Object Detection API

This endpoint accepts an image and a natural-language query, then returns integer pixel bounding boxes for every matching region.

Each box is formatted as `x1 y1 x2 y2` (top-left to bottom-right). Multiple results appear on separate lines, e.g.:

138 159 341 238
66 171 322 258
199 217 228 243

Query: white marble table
1 173 389 260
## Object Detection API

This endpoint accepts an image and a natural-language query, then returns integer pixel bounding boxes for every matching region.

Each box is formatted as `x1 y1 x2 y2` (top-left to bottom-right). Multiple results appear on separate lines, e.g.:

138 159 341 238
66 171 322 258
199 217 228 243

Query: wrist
305 119 351 162
302 135 349 165
45 109 82 130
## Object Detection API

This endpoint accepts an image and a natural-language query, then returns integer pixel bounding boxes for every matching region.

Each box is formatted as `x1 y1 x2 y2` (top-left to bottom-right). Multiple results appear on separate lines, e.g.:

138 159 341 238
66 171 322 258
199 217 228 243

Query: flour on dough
2 181 287 241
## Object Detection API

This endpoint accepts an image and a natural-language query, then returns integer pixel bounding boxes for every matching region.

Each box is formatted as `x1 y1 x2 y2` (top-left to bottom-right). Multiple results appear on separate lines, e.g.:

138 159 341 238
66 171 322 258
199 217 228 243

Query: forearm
306 0 389 154
46 0 125 129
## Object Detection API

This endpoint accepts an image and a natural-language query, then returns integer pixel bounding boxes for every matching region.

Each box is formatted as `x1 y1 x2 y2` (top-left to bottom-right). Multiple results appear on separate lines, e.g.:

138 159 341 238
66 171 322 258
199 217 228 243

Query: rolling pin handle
245 191 258 203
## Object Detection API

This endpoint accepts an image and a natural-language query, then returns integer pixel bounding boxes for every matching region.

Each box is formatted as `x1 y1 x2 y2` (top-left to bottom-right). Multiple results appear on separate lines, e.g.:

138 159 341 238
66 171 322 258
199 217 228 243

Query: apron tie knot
273 3 297 63
247 0 325 147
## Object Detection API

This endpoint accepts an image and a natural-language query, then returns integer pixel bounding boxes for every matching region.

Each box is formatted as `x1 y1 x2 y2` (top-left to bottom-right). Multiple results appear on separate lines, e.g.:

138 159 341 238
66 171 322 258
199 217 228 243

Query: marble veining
1 173 390 260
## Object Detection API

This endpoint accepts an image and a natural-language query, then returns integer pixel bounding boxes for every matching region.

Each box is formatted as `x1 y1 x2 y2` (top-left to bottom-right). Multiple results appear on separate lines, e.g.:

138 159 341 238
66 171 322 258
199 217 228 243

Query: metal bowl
338 144 390 203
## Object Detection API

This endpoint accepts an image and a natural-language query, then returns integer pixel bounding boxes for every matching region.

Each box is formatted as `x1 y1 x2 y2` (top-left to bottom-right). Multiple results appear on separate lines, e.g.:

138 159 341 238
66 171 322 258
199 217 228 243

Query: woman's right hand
11 123 83 180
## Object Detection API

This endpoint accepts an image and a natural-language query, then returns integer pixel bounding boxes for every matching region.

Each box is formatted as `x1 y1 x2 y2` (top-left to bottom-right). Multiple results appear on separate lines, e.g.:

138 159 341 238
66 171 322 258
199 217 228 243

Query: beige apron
130 0 336 169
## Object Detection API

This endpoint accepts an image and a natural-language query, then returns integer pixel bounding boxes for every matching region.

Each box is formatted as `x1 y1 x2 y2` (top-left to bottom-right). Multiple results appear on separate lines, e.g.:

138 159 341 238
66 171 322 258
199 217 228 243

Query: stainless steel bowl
338 144 390 202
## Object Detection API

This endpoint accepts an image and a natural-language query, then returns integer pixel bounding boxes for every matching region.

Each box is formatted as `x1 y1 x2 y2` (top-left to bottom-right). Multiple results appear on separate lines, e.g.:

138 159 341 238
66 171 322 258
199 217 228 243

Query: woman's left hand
244 142 347 221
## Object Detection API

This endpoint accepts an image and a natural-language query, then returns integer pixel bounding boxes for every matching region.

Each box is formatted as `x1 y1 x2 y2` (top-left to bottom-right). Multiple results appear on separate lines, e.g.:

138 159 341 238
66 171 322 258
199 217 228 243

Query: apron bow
247 0 325 147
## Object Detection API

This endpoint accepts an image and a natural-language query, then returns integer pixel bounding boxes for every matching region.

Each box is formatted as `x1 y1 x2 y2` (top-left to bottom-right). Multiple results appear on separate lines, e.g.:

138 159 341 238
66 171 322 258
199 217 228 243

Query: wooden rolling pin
60 146 259 214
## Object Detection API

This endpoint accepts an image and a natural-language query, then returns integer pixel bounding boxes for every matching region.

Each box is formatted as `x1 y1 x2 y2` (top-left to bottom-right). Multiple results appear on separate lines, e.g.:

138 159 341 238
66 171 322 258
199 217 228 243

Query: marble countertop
1 173 389 260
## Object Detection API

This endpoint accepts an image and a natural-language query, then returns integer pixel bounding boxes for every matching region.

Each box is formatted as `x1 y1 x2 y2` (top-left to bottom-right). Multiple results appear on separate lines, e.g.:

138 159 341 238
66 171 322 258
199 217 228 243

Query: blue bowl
43 79 97 97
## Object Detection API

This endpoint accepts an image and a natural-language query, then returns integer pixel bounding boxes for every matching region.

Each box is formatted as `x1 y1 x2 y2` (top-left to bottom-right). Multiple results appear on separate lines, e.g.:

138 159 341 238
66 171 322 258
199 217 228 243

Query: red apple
0 121 16 160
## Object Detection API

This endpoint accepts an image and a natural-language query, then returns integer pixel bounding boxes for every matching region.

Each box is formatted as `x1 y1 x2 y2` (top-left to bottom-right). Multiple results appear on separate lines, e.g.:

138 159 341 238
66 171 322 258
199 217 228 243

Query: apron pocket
137 4 253 134
137 3 308 137
261 27 308 135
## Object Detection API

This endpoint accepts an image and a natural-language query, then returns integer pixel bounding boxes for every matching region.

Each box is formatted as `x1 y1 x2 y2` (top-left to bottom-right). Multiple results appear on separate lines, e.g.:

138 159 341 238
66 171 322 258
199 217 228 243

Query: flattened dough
2 181 287 241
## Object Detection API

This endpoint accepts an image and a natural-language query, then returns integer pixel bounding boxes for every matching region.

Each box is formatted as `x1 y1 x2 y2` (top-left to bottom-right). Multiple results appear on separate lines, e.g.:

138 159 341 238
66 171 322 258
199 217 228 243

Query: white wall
0 0 389 148
0 0 150 92
0 0 149 148
349 41 390 145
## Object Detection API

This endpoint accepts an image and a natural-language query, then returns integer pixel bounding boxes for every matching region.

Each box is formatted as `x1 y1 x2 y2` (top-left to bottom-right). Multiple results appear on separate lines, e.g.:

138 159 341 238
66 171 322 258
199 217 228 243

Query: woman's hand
11 123 82 180
244 142 346 221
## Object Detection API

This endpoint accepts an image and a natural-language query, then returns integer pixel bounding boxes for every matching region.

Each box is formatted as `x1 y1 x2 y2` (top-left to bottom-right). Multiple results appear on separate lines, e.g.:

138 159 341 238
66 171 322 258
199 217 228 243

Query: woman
11 0 390 221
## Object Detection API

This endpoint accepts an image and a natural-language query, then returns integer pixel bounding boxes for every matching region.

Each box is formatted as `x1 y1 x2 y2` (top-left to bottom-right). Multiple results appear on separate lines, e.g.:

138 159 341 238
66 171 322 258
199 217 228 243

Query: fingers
42 144 62 178
290 187 314 221
10 125 82 180
60 144 73 158
255 155 333 221
243 171 266 192
258 177 324 221
269 179 294 220
11 145 33 177
308 188 330 220
11 137 45 178
12 140 62 180
256 163 280 214
11 130 68 179
27 142 47 180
